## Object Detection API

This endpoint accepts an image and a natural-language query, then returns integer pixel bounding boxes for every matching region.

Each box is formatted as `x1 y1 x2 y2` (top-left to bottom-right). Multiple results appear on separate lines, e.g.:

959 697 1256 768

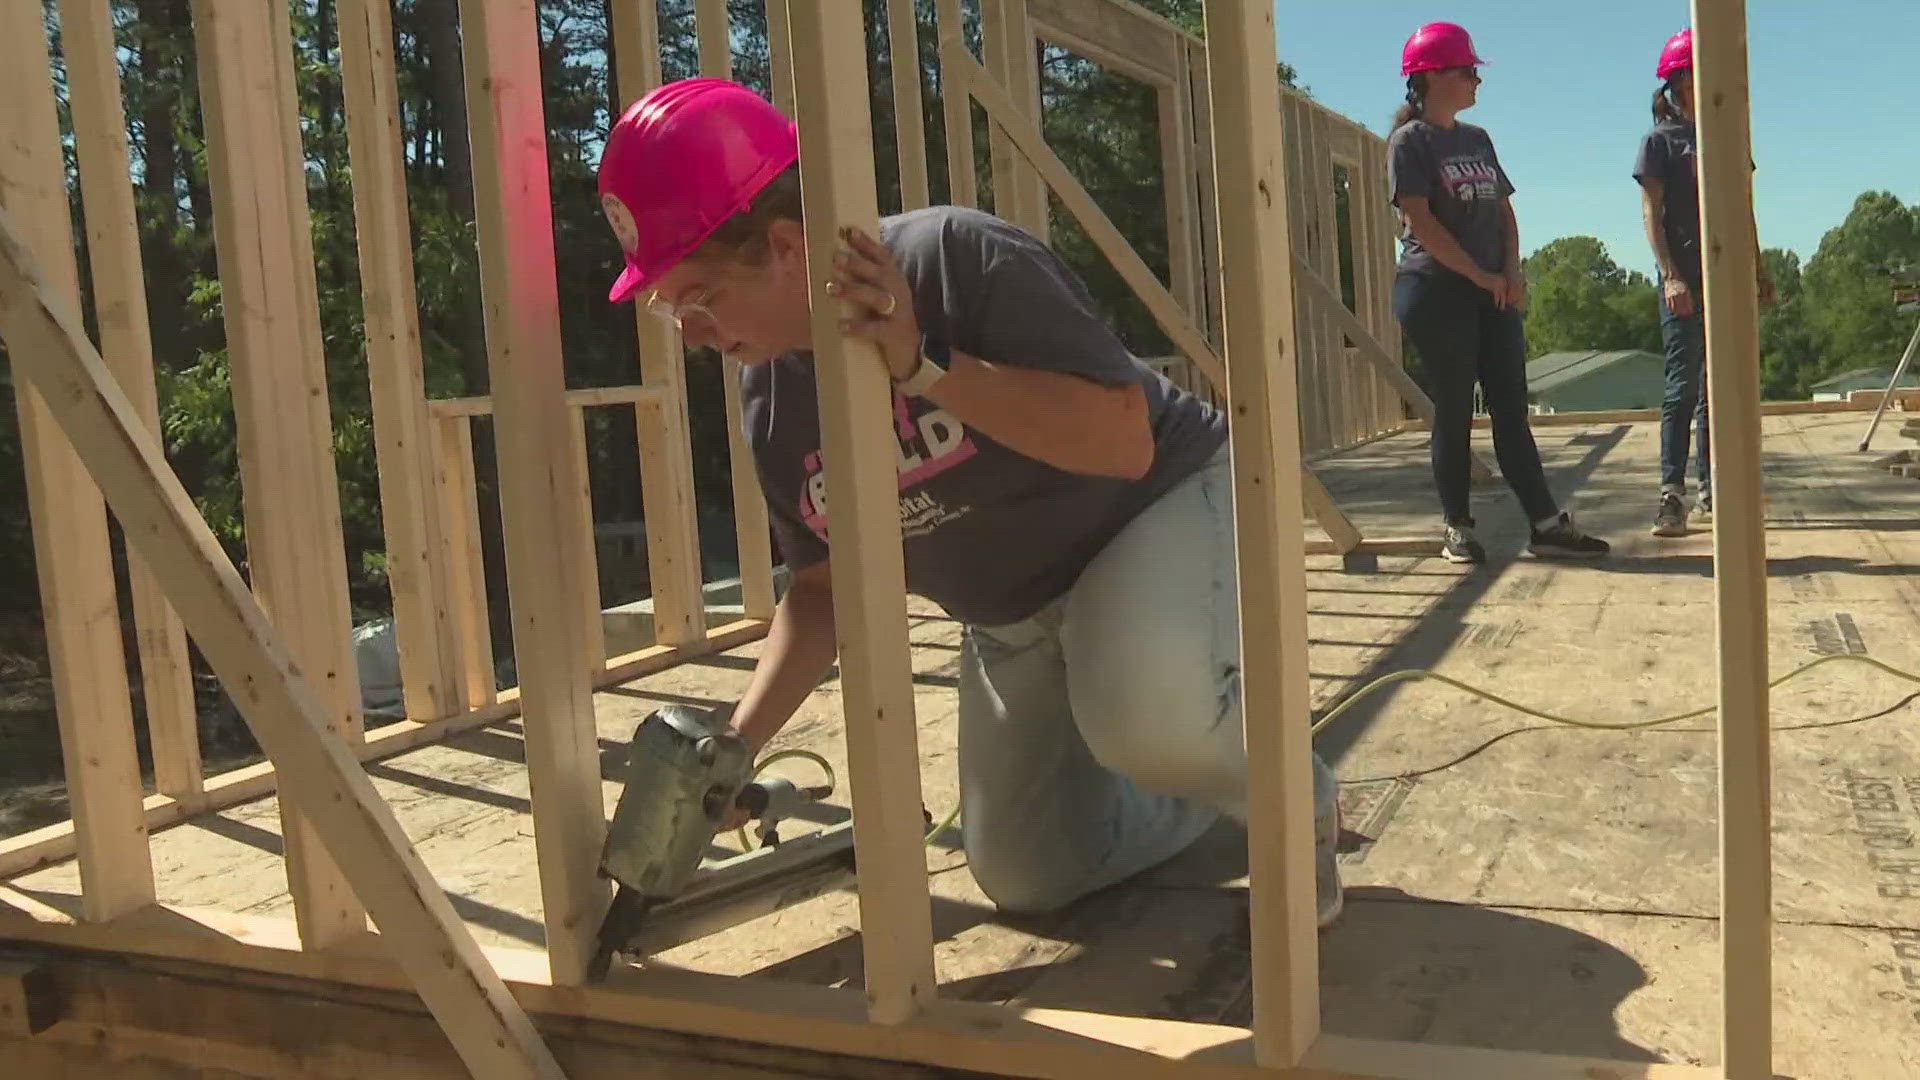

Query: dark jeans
1393 270 1559 527
1658 278 1710 494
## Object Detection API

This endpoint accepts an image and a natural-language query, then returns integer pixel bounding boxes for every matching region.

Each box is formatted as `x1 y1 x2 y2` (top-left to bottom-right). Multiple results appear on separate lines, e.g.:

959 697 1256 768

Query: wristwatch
895 330 950 397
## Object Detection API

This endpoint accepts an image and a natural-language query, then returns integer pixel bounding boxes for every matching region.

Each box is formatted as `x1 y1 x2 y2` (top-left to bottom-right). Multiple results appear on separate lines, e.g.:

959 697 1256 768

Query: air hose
751 652 1920 852
1309 650 1920 737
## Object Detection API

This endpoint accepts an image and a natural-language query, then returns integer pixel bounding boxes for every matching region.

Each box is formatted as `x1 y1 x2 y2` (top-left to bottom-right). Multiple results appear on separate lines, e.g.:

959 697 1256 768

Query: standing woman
1635 28 1773 537
1387 22 1609 564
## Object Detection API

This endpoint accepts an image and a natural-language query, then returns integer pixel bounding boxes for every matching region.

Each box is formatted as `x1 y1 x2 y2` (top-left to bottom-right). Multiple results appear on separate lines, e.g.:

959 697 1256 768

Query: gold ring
878 292 897 317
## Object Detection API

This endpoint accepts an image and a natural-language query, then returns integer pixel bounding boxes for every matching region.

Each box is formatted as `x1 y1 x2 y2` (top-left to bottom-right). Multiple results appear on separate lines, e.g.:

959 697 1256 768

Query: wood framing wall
0 0 1782 1077
990 0 1413 451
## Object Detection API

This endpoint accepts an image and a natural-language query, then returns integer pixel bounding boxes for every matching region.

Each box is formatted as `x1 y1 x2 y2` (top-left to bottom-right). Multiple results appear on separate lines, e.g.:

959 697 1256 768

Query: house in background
1809 365 1920 402
1519 350 1667 415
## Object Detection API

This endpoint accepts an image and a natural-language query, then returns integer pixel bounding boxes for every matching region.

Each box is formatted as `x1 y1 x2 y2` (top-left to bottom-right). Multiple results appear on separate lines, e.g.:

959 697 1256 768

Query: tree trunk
417 0 475 227
135 0 187 365
315 0 338 200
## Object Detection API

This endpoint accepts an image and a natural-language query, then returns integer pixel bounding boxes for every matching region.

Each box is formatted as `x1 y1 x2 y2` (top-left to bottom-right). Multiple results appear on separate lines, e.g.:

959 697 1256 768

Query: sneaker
1442 523 1485 564
1693 497 1713 526
1651 492 1687 537
1313 756 1344 929
1529 512 1610 559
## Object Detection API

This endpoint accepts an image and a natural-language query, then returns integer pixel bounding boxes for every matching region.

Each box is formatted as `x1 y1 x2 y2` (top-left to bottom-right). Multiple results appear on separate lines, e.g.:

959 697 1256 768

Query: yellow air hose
746 653 1920 854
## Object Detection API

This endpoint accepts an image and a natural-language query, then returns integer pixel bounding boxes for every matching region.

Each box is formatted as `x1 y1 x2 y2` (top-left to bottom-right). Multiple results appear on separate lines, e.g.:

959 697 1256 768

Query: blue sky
1271 0 1919 274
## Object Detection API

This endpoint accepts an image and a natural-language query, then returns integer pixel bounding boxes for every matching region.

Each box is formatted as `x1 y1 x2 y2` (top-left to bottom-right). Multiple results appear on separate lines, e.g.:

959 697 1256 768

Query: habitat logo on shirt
1440 156 1502 203
798 391 978 540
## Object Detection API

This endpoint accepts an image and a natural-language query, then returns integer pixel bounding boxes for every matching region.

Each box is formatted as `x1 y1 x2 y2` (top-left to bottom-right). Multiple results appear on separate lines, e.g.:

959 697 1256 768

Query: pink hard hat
596 77 798 303
1656 28 1693 81
1401 21 1487 76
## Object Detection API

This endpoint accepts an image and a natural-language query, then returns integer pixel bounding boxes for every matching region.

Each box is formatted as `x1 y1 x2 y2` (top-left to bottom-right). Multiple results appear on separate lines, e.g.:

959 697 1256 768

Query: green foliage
1520 236 1661 356
1759 248 1817 399
1520 193 1920 403
1795 192 1920 393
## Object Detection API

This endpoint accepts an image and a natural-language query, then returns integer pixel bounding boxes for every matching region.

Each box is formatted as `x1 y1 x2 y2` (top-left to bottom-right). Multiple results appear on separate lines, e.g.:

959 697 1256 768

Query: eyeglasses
644 286 717 329
643 262 740 329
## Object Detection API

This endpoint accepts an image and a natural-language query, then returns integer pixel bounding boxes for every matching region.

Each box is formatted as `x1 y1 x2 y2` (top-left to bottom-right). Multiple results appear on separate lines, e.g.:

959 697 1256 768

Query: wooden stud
426 385 668 418
695 1 778 621
1310 108 1350 448
887 0 932 211
767 0 797 115
784 0 938 1026
1186 40 1226 355
266 0 367 749
628 388 703 643
571 406 608 675
609 0 710 649
339 0 463 723
1352 146 1384 437
1360 139 1402 433
1200 0 1322 1065
1690 1 1772 1075
1158 81 1201 320
1282 93 1326 455
935 0 978 208
0 0 154 924
980 0 1048 238
696 0 731 77
59 0 203 804
0 205 567 1080
458 0 607 984
434 417 496 709
192 0 366 947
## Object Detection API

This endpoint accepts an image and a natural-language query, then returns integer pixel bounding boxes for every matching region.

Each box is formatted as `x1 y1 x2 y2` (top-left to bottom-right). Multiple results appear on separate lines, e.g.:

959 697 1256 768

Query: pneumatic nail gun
586 704 853 981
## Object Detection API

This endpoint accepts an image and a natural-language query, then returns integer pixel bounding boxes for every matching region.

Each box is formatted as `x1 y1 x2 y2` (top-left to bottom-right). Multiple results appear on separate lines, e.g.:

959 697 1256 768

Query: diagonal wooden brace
0 209 567 1080
1291 261 1496 485
959 55 1364 549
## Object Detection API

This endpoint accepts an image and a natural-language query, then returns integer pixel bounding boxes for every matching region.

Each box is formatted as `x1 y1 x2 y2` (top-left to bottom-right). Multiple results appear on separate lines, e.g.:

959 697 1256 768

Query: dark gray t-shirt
1387 119 1515 277
1633 118 1701 287
740 205 1228 628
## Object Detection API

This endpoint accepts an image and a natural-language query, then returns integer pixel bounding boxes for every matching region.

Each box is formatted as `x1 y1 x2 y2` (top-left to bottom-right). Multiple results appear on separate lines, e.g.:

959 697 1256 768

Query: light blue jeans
957 448 1338 914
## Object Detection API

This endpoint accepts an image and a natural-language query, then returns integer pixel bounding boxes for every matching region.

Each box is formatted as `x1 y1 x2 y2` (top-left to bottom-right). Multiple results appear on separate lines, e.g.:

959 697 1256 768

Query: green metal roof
1809 365 1920 392
1526 350 1662 395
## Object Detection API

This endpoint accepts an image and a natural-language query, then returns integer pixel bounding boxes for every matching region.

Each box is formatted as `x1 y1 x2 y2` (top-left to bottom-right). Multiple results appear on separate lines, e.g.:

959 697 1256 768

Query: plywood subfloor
15 411 1920 1077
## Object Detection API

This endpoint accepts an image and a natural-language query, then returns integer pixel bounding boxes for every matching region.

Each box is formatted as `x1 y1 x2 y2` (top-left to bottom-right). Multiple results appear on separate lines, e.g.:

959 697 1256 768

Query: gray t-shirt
1387 119 1515 277
740 206 1228 628
1633 118 1701 287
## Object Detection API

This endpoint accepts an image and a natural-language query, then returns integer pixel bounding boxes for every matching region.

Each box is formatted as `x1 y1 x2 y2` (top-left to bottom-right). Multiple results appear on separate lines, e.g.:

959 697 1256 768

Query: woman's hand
825 225 921 381
1504 269 1528 311
1663 277 1696 318
1474 268 1511 309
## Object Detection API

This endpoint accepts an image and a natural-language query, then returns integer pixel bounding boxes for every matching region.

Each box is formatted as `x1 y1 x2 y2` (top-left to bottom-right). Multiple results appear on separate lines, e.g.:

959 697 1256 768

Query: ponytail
1651 77 1688 123
1392 74 1429 130
1651 86 1677 123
